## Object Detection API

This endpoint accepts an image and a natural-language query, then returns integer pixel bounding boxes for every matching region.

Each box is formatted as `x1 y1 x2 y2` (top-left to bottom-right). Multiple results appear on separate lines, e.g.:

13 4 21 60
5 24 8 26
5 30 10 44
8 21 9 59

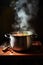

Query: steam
16 8 32 31
10 0 39 33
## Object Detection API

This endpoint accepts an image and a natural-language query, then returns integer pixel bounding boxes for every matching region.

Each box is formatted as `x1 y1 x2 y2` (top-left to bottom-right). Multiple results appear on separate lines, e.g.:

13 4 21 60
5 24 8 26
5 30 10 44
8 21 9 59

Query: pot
10 31 37 51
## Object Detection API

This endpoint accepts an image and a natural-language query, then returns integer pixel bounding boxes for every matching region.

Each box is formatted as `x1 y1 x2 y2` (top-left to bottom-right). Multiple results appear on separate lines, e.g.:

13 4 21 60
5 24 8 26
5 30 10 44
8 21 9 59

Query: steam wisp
10 0 39 33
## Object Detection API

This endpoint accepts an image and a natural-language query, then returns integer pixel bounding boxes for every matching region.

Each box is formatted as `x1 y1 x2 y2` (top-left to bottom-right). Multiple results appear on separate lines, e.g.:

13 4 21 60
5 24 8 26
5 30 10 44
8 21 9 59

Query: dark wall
0 0 14 33
30 0 43 43
0 7 14 33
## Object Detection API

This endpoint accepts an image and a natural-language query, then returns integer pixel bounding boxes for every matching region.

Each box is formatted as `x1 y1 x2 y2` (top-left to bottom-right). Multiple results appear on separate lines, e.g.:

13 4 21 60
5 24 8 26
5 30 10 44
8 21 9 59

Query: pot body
11 35 32 51
9 32 37 51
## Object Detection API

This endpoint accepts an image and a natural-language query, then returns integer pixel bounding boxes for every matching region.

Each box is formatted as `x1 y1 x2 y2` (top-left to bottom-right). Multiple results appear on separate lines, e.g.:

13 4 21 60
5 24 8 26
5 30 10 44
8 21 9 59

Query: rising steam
10 0 39 34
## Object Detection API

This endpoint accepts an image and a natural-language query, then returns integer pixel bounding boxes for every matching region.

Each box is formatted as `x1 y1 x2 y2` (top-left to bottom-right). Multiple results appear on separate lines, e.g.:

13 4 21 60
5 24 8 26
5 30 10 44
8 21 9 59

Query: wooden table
0 41 42 56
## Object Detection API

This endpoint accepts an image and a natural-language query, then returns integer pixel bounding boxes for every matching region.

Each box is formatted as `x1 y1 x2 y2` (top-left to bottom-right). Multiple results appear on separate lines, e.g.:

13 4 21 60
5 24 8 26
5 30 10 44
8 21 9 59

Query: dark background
0 0 43 43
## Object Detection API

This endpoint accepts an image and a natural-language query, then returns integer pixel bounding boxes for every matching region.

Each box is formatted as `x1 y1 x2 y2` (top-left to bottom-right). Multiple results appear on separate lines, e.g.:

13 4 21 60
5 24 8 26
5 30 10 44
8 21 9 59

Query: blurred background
0 0 43 43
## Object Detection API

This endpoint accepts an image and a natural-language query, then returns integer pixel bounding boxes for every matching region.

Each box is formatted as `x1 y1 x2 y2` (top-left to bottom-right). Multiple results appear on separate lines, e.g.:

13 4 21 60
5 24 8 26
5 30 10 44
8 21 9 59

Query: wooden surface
0 47 29 56
0 41 43 56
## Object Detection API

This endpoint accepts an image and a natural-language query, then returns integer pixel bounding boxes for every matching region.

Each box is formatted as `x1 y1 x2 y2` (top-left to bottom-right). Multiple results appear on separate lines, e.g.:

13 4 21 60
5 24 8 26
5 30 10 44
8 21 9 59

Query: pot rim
10 31 37 36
